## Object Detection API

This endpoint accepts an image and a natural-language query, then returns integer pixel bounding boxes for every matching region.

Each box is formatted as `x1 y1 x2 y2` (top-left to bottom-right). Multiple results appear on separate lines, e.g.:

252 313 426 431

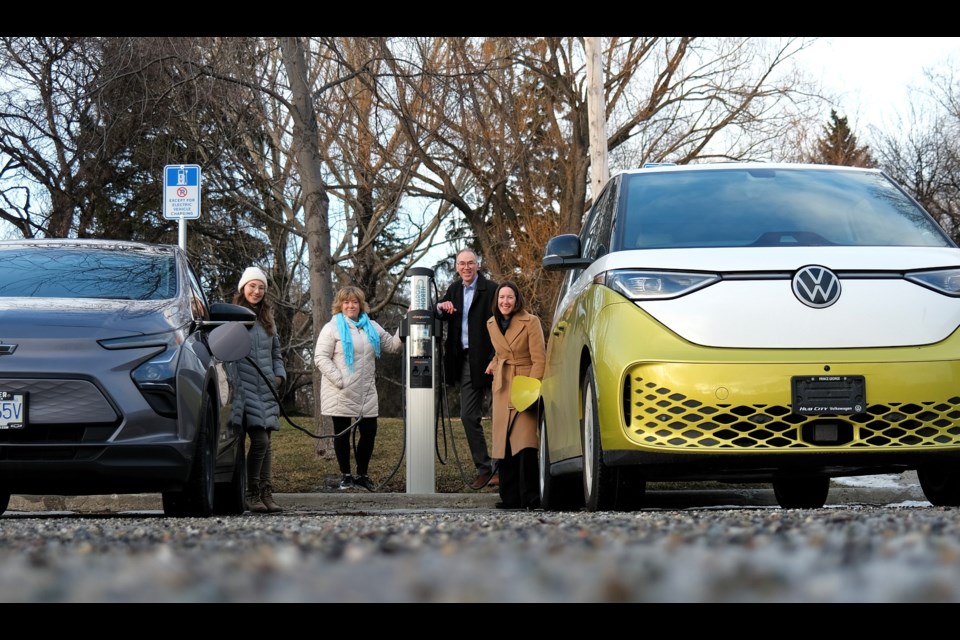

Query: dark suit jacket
438 273 497 389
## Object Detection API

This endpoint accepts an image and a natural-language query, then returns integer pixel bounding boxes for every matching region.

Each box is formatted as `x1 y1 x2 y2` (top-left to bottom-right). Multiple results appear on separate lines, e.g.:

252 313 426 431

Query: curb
5 482 927 514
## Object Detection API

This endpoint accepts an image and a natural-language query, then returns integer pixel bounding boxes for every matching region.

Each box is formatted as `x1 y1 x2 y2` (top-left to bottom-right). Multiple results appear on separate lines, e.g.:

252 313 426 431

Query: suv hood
0 298 184 339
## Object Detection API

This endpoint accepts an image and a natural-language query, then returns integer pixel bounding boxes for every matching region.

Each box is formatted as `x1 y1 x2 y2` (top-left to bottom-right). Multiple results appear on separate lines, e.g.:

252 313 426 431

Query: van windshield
619 167 952 250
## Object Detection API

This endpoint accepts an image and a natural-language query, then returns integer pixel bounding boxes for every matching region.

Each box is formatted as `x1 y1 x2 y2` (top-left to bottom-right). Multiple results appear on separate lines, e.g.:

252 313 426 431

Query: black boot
260 482 282 513
246 480 268 513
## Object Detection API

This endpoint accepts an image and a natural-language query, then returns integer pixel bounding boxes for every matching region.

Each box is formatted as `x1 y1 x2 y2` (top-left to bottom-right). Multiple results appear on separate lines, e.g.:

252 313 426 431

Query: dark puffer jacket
234 320 287 431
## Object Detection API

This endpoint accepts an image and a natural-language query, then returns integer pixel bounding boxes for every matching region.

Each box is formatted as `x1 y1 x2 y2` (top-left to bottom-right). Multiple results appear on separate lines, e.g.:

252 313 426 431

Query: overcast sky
796 37 960 132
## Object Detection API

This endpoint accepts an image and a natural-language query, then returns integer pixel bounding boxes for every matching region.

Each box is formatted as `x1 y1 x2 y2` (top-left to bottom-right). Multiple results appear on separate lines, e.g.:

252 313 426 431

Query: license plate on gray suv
0 390 26 429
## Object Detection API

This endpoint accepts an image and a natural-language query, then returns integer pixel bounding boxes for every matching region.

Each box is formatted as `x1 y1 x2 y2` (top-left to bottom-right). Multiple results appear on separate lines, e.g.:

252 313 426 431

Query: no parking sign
163 164 201 220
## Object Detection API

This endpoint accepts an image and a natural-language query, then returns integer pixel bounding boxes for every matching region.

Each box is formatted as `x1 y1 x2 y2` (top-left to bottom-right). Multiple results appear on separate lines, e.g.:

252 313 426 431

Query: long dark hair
232 290 277 336
492 280 524 325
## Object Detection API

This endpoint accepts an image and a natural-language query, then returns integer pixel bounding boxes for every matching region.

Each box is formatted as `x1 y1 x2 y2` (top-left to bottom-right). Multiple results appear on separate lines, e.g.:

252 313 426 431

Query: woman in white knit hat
232 266 287 513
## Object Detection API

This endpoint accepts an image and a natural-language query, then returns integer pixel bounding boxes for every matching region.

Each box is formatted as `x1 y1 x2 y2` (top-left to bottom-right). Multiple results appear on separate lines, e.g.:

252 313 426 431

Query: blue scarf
336 312 381 372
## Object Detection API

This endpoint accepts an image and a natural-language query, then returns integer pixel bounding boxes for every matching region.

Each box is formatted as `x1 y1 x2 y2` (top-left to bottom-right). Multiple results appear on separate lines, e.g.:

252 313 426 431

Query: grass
270 415 499 494
268 414 766 495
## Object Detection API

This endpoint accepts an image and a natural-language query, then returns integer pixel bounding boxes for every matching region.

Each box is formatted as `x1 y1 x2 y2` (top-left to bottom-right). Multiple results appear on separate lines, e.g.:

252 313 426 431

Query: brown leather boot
261 482 282 513
246 481 268 513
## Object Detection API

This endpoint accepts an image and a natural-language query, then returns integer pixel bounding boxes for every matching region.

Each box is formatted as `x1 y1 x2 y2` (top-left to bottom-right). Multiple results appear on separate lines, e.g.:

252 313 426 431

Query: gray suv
0 239 254 517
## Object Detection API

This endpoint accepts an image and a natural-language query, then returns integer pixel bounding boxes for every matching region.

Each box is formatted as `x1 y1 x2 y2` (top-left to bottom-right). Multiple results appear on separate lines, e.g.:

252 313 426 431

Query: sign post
163 164 201 250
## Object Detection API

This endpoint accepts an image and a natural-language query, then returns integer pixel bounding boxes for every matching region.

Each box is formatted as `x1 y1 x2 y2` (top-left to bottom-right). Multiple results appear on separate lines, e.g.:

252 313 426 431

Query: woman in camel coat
485 281 546 509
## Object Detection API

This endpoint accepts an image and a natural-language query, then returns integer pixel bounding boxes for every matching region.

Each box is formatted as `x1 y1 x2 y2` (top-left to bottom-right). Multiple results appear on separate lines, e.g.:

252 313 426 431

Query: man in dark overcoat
437 248 499 489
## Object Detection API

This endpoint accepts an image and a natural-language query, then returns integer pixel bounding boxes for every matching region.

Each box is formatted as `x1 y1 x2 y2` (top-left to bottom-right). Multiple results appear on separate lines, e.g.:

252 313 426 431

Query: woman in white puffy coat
314 286 402 491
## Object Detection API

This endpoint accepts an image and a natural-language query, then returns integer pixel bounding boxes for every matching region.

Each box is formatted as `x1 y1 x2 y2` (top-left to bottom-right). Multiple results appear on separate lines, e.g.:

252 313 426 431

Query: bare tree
0 37 105 238
873 74 960 242
275 36 338 447
319 38 444 310
372 37 822 317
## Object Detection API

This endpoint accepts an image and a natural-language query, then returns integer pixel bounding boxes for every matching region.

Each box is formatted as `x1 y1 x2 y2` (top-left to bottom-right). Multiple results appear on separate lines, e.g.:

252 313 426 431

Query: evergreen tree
811 110 876 167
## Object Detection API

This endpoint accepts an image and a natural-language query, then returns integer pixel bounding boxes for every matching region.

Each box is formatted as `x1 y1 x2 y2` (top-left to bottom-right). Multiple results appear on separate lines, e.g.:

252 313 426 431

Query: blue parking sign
163 164 201 220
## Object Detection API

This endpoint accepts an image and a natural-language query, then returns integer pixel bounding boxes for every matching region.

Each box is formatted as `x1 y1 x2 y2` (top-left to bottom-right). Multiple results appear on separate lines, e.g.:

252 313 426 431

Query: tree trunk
279 36 335 454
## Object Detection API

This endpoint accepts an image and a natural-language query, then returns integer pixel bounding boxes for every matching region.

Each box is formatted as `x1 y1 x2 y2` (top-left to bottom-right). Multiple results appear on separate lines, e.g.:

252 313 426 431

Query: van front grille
626 376 960 450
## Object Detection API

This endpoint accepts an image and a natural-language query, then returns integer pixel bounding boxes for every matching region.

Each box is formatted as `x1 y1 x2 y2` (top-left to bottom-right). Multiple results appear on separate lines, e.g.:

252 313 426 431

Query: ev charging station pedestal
404 268 437 494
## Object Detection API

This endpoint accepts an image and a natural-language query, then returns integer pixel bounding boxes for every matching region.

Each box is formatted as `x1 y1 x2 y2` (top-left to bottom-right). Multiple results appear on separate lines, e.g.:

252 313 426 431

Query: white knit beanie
237 266 268 293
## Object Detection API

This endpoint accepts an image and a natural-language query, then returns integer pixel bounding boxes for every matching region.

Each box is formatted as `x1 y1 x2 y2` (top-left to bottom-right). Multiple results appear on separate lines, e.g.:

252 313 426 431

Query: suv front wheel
162 392 217 517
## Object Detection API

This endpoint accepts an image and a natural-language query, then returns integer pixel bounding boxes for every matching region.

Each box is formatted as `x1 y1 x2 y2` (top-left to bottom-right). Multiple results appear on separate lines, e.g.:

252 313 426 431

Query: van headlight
905 268 960 296
603 270 720 300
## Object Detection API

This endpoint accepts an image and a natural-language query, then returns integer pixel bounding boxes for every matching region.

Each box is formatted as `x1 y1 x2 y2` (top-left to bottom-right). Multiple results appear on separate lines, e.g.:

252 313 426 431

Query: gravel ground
2 501 959 602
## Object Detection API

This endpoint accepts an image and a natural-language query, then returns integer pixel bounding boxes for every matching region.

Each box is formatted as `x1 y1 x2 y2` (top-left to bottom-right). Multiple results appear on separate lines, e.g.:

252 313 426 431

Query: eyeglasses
457 261 477 267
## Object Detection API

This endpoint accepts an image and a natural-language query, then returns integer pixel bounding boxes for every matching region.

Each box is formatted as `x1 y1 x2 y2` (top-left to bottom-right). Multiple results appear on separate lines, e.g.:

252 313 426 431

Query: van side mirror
543 234 591 270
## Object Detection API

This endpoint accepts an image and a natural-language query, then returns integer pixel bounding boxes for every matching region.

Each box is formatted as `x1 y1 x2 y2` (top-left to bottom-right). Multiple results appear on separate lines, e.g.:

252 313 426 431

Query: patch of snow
832 474 903 489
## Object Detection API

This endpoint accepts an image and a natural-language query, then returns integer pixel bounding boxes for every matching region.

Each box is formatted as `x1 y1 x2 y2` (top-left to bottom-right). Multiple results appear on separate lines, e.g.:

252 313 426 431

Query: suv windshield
0 247 177 300
619 167 953 250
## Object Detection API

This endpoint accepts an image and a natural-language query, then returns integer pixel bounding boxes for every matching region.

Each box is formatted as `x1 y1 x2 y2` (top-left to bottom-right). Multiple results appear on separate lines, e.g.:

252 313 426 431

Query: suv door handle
553 322 567 337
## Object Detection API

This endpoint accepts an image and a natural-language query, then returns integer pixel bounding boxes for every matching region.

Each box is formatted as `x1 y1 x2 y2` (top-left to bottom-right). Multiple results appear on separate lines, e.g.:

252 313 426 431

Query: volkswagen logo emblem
792 265 841 308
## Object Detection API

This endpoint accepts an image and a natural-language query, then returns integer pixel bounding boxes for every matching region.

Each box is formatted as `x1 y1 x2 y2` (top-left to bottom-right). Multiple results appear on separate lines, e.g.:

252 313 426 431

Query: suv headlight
99 328 186 418
603 270 720 300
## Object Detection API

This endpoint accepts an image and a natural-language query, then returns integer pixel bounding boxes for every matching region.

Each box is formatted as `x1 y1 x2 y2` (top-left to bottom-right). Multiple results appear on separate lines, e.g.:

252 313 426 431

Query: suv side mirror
209 302 257 323
207 321 252 362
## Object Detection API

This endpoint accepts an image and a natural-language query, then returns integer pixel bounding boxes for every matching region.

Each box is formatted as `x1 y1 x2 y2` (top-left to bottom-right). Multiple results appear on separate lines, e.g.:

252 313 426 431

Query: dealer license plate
791 375 865 415
0 390 27 429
